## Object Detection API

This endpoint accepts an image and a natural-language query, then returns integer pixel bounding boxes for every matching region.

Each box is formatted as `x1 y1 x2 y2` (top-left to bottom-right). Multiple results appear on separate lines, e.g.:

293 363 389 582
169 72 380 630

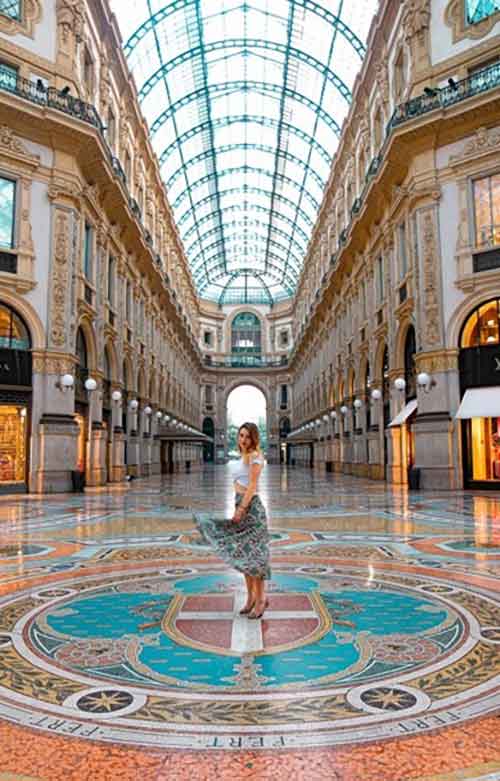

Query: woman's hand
232 505 246 523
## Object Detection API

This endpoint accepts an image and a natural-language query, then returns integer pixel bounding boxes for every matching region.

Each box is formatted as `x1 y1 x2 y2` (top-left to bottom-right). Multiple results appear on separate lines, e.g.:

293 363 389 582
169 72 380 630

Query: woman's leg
249 577 267 618
240 574 255 613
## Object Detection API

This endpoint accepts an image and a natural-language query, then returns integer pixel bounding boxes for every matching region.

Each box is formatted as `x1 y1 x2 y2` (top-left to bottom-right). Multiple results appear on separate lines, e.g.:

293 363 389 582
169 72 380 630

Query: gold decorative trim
32 352 76 375
0 0 42 39
445 0 500 42
415 350 459 373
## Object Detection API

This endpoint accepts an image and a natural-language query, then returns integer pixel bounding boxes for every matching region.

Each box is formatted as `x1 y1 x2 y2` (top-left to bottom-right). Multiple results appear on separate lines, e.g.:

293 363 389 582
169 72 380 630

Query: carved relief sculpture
50 211 71 349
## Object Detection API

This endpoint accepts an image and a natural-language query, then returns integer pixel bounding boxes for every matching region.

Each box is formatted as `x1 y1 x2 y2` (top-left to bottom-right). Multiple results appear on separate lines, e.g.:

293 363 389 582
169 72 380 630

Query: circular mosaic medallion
0 563 498 750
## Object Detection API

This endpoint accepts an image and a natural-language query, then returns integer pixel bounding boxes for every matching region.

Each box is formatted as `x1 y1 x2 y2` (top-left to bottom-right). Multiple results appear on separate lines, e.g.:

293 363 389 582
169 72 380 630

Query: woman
194 422 270 619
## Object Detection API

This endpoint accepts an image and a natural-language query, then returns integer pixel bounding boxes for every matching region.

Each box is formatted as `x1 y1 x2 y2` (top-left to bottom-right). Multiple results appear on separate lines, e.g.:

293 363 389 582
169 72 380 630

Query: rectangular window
205 385 213 405
0 0 21 21
107 256 115 306
474 173 500 248
0 61 18 93
466 0 500 25
280 384 288 407
377 256 385 304
399 222 408 277
83 223 92 280
204 330 212 346
0 176 16 249
126 281 131 322
280 329 289 347
107 109 116 148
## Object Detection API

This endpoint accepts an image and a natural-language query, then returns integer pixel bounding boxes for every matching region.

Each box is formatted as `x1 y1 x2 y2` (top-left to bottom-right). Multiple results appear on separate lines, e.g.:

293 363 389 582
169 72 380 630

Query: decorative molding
445 0 500 42
415 349 459 373
0 0 42 39
402 0 431 40
49 210 71 349
420 208 442 348
32 352 76 375
56 0 85 45
450 126 500 165
0 126 40 171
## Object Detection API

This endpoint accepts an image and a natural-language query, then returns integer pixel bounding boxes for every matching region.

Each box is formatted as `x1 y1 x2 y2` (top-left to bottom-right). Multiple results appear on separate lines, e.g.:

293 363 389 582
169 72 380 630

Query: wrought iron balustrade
388 62 500 129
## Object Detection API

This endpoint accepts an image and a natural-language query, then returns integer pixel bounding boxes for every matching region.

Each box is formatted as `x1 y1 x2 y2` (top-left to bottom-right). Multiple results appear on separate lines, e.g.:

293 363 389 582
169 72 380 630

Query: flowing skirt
194 494 271 580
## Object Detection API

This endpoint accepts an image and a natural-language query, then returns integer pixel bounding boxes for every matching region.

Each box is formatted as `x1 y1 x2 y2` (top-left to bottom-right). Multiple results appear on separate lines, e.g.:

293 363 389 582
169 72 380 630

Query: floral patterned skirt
194 494 271 580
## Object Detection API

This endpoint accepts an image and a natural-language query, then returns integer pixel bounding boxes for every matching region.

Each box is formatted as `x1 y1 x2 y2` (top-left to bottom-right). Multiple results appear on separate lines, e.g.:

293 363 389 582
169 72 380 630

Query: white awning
389 398 418 427
455 387 500 419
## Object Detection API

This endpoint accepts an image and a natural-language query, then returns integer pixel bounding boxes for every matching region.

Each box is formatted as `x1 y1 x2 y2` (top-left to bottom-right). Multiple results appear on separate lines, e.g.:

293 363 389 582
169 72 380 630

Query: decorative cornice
449 126 500 165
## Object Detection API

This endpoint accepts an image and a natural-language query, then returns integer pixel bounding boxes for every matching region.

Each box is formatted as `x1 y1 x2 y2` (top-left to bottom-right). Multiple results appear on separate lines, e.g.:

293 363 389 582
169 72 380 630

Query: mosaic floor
0 466 499 780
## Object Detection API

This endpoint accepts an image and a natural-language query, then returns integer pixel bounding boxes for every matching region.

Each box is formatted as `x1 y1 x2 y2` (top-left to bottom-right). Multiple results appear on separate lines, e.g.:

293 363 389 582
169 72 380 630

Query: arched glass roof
114 0 378 305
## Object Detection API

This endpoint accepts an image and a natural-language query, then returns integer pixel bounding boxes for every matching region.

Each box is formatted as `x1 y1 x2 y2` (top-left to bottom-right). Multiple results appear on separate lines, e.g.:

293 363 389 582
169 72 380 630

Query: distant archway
226 383 268 459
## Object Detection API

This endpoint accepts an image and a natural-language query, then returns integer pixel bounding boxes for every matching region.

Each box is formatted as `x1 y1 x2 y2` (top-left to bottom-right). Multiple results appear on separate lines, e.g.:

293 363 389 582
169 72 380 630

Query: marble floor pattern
0 466 499 781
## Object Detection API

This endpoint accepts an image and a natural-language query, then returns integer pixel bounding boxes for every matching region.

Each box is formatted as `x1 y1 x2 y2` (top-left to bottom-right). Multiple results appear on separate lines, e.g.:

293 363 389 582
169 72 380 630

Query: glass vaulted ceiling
117 1 378 305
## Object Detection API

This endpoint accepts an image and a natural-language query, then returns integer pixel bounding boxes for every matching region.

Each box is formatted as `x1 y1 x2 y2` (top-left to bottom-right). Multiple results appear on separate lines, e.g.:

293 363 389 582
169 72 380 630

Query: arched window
404 325 416 401
75 328 89 401
460 298 500 348
231 312 262 358
382 346 390 428
0 303 31 350
365 362 372 430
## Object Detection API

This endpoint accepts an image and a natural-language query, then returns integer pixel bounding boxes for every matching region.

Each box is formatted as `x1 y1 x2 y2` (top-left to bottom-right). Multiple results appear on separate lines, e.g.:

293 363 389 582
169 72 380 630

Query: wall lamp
340 405 348 415
111 390 122 404
394 377 406 392
129 399 139 411
55 373 74 392
84 377 97 393
417 372 436 392
371 388 382 401
353 399 363 410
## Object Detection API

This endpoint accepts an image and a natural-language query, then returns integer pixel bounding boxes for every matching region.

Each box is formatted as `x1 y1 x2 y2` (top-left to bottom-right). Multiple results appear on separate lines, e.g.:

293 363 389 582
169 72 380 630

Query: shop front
457 299 500 488
0 303 32 493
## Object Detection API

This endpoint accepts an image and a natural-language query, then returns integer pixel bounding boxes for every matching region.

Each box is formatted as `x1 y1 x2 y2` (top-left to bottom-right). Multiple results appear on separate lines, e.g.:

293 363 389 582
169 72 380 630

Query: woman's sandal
239 602 255 615
248 599 269 620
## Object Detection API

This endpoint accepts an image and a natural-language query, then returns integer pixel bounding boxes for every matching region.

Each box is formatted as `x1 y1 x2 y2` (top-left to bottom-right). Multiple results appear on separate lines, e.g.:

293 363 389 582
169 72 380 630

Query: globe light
417 371 431 388
84 377 97 392
340 405 348 415
371 388 382 401
111 390 122 403
394 377 406 391
323 414 329 422
61 373 74 389
330 410 337 419
156 410 163 419
129 399 139 411
144 406 153 415
354 399 363 409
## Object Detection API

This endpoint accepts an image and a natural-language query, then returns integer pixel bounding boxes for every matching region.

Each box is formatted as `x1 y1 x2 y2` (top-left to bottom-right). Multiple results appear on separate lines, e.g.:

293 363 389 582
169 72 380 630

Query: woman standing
194 422 270 619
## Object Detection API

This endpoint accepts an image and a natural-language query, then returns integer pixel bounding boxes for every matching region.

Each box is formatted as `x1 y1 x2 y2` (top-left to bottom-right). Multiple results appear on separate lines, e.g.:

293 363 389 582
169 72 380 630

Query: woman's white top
233 453 265 487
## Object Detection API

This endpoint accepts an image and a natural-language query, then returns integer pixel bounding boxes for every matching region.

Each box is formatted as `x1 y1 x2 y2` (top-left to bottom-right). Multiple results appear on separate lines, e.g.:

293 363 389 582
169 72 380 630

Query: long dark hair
238 422 261 458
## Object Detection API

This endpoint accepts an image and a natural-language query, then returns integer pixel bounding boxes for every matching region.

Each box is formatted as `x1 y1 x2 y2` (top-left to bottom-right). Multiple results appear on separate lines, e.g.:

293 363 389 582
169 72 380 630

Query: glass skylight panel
116 0 378 303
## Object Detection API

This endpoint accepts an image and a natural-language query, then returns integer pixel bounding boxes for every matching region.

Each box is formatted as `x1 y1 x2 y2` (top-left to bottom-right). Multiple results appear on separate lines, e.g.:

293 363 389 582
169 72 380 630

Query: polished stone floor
0 465 499 780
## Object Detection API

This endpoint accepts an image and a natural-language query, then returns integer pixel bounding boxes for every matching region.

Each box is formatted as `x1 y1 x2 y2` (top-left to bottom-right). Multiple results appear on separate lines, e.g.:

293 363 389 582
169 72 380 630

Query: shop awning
455 388 500 419
389 399 418 427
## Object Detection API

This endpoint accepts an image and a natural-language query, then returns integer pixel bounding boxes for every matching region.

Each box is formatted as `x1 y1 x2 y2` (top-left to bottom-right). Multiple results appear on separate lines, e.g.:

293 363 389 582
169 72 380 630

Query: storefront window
473 173 500 248
404 326 416 400
466 0 500 25
0 177 16 249
461 298 500 347
470 417 500 480
0 303 30 350
0 406 26 484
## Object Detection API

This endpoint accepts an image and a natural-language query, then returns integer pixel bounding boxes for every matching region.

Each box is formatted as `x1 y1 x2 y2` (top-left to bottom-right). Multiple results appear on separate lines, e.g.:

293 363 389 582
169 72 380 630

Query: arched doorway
457 298 500 487
75 327 90 474
202 417 215 462
279 416 291 464
0 302 32 490
226 384 267 462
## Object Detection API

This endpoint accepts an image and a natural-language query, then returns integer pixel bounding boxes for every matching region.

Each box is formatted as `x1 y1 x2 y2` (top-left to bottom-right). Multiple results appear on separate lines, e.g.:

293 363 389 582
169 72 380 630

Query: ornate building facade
0 0 499 491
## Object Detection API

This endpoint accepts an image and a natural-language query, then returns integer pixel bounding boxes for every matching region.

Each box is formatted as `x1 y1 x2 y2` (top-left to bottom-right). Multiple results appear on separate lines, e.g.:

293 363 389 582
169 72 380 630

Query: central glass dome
116 0 378 305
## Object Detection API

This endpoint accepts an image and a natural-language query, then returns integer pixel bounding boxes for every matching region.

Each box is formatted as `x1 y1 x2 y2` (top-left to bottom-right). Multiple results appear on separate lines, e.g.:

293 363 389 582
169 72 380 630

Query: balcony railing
388 62 500 129
204 354 289 369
